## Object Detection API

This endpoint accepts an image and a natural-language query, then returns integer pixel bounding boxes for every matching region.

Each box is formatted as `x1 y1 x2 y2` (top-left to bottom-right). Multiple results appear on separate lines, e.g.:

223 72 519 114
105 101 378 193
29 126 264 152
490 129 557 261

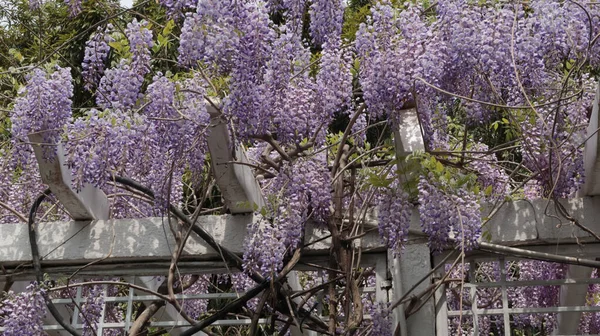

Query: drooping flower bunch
158 0 198 19
96 60 144 110
125 19 153 77
356 1 446 121
11 66 73 151
0 283 46 335
82 25 114 92
243 154 331 277
511 261 566 331
65 108 156 191
308 0 345 47
64 0 82 16
79 285 104 336
377 179 412 254
418 175 481 253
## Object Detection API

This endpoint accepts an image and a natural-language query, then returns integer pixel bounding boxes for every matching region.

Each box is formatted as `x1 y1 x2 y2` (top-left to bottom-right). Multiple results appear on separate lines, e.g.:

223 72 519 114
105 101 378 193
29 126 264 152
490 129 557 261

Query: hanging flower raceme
356 1 446 121
243 155 331 278
158 0 198 19
82 25 114 92
377 180 412 255
316 37 354 120
64 0 82 16
308 0 345 47
96 60 144 110
125 19 153 77
65 108 157 191
79 285 104 336
11 66 73 160
0 283 47 336
418 176 481 253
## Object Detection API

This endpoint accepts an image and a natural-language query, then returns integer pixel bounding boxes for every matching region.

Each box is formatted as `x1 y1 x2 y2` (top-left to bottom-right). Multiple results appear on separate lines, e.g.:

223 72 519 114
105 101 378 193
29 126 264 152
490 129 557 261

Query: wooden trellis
0 83 599 335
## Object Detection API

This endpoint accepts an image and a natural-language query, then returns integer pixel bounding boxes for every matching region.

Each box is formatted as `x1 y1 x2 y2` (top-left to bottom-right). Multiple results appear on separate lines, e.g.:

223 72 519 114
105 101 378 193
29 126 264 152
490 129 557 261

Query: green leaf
435 160 444 173
163 19 175 36
484 185 493 196
367 172 392 188
108 41 124 53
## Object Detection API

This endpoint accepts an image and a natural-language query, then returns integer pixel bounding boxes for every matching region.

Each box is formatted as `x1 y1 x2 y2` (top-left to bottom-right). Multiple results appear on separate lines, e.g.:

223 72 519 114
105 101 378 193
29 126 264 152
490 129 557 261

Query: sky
120 0 133 8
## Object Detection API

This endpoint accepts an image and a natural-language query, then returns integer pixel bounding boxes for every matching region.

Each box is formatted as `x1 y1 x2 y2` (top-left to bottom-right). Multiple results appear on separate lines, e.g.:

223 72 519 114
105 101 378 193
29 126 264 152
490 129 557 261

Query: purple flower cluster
11 66 73 153
29 0 43 10
356 2 446 121
181 275 210 319
377 181 412 255
178 0 253 71
222 1 276 139
243 216 290 278
141 74 210 207
125 19 153 77
65 108 156 191
578 270 600 334
316 39 354 119
64 0 82 16
418 176 481 253
158 0 198 19
520 79 593 198
96 60 144 110
308 0 345 47
468 143 509 201
79 285 104 335
82 25 113 91
0 283 46 335
510 261 566 331
243 155 331 277
367 302 391 336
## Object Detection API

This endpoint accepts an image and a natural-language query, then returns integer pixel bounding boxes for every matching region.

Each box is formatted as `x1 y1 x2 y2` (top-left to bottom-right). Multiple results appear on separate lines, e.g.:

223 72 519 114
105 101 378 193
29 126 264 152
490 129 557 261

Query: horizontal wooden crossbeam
0 214 384 279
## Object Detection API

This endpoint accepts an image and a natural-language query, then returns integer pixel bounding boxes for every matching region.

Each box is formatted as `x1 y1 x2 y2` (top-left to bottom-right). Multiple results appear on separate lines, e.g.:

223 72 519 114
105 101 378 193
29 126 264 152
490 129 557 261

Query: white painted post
580 82 600 196
393 108 425 155
390 244 436 336
205 103 265 214
28 133 109 221
554 82 600 334
433 262 450 336
553 265 593 335
390 108 434 335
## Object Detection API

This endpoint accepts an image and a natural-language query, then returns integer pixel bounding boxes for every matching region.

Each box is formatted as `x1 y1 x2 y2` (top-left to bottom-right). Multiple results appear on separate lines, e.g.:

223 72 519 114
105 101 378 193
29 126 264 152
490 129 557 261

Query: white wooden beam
581 82 600 196
205 103 265 214
28 133 108 221
0 215 384 278
393 108 425 155
556 81 600 335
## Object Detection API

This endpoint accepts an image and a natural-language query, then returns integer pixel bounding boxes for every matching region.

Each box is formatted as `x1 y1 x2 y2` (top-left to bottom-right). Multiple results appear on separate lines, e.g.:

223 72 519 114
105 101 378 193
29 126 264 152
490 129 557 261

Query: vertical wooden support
581 82 600 195
205 103 265 214
389 244 435 336
390 107 431 335
499 258 511 336
558 81 600 334
393 108 425 155
553 265 593 335
433 263 449 336
28 133 109 221
468 261 478 335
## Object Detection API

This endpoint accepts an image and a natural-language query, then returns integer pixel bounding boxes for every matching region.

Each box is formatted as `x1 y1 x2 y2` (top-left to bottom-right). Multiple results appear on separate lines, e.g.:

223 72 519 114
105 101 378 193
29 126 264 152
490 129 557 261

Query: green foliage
342 2 371 41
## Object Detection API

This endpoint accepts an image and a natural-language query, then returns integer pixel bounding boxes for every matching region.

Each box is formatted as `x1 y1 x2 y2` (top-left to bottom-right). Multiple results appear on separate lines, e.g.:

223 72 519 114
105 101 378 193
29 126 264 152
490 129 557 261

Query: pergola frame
0 83 599 335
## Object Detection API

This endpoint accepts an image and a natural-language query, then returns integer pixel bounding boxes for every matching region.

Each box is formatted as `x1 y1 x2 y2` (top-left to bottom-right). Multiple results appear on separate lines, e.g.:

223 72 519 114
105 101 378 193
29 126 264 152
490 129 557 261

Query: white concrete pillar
553 265 593 335
389 244 435 336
